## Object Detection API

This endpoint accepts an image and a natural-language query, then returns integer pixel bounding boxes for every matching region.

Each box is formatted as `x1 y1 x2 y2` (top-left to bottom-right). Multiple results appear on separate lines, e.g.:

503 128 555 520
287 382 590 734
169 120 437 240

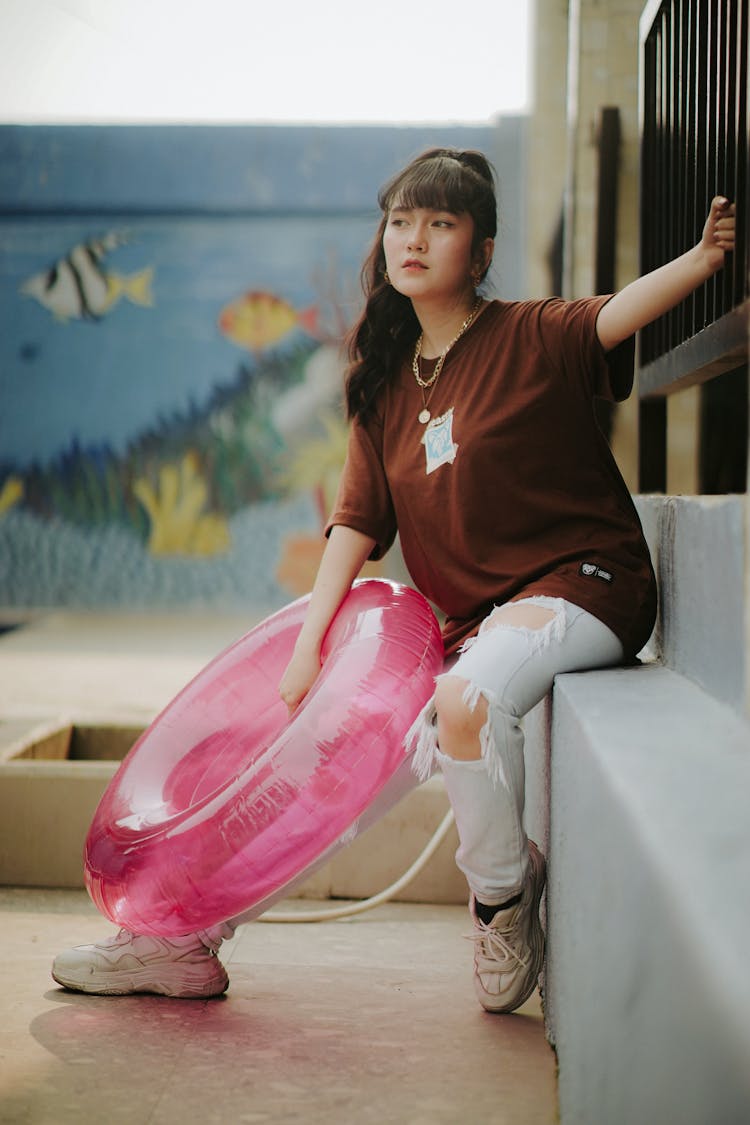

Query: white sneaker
52 929 230 998
467 840 546 1013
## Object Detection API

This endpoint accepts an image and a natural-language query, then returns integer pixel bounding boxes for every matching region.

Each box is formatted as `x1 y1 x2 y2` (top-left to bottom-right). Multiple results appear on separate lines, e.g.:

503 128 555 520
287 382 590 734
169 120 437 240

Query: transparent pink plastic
84 580 443 935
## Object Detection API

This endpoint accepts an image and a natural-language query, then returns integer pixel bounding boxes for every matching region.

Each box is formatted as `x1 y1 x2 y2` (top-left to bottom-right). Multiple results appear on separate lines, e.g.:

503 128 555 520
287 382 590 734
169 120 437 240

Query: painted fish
20 232 154 322
218 290 318 352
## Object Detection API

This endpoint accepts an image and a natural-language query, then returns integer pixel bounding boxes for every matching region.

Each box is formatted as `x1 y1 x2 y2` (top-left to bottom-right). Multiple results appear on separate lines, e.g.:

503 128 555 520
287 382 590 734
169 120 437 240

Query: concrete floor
1 889 557 1125
0 611 558 1124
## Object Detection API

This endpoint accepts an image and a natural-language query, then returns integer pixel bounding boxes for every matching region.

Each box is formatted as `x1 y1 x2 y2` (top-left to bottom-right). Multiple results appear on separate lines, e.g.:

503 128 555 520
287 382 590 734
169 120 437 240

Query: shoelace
463 917 531 971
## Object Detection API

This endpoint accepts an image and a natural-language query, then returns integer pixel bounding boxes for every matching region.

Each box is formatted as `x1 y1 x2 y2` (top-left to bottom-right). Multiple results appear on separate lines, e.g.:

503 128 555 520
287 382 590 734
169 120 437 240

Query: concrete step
542 663 750 1125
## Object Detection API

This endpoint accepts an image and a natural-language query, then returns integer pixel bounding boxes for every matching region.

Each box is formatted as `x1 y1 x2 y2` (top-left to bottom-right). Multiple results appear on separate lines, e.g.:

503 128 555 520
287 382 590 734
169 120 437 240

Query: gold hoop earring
384 270 391 284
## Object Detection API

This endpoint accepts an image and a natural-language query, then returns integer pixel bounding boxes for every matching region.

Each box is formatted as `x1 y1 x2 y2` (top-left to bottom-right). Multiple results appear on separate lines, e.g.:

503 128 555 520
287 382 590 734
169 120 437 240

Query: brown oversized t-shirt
327 297 657 658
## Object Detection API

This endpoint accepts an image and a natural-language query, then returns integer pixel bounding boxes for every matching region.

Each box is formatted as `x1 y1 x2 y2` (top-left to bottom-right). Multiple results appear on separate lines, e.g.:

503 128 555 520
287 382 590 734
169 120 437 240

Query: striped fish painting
20 232 154 322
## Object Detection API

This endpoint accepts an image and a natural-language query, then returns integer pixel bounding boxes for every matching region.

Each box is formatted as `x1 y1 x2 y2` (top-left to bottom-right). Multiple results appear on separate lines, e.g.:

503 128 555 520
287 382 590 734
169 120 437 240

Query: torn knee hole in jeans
405 598 568 789
459 679 515 791
405 672 516 791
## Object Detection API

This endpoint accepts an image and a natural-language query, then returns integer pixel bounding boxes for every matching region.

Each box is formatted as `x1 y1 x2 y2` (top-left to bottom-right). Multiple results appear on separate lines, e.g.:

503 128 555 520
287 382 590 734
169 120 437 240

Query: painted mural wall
0 124 524 613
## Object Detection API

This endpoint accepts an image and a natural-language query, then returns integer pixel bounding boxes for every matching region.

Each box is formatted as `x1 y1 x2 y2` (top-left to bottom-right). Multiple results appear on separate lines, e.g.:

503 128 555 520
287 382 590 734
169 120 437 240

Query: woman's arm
596 196 736 352
277 524 377 714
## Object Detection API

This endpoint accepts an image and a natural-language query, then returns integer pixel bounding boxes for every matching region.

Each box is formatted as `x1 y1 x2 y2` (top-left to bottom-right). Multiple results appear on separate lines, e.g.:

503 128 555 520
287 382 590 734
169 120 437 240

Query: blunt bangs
380 158 468 215
378 151 497 240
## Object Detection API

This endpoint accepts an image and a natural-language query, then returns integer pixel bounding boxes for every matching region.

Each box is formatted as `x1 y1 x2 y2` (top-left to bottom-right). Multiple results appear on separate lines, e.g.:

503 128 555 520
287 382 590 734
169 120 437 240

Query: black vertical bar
727 0 738 310
669 1 681 349
639 398 668 491
639 7 668 489
661 7 671 357
693 0 707 330
707 0 717 322
734 0 749 307
683 0 694 332
595 108 621 294
699 366 749 492
595 107 621 442
643 28 652 282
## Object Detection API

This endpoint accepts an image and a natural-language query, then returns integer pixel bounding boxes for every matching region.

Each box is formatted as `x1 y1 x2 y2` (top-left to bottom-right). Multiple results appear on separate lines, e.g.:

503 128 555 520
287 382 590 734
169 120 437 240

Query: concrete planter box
0 720 466 903
0 721 142 888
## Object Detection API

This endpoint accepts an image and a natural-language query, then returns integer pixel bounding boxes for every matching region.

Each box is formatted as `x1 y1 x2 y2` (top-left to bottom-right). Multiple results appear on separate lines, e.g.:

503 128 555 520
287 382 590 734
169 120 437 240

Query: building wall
528 0 704 494
528 3 750 1117
565 0 642 299
0 122 524 613
529 0 643 489
525 0 569 300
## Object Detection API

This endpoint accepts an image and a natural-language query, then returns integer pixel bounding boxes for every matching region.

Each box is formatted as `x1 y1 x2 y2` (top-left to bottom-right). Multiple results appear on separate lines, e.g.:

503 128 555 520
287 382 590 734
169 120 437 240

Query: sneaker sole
51 963 229 999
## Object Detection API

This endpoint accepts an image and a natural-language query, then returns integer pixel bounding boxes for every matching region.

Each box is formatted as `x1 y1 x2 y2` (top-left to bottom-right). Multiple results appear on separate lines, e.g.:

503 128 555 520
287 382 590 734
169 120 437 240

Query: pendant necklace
412 297 482 424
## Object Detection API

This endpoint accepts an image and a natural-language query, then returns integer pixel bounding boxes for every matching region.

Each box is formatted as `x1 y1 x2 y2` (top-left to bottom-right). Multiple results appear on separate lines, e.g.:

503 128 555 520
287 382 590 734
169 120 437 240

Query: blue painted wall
0 122 525 611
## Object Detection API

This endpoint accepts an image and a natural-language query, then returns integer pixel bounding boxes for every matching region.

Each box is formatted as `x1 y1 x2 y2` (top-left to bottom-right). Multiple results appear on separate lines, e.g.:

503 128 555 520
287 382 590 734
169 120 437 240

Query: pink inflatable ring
84 579 443 936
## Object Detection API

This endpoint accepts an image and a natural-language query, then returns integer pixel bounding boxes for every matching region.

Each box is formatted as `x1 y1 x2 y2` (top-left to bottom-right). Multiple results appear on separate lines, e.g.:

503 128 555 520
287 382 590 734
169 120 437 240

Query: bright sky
0 0 532 124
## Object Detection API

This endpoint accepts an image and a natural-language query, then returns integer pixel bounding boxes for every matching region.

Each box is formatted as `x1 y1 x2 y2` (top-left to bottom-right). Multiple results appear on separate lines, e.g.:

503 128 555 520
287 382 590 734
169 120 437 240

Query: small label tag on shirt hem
579 562 613 583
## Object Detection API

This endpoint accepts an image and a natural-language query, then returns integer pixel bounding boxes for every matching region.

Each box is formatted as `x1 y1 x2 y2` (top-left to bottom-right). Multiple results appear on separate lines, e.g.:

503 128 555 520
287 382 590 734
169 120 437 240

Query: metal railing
638 0 748 491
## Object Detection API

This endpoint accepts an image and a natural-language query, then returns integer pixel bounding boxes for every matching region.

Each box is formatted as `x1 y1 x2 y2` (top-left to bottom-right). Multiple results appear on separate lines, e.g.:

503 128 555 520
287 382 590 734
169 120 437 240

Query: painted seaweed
4 339 319 544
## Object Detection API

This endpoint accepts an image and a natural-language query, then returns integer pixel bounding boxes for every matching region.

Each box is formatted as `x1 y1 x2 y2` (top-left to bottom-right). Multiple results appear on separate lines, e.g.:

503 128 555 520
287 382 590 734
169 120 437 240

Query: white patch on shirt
422 407 459 475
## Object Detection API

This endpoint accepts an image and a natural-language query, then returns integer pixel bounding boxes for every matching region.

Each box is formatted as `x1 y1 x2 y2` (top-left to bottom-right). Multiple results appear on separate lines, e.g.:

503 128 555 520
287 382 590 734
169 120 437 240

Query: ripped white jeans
404 597 624 906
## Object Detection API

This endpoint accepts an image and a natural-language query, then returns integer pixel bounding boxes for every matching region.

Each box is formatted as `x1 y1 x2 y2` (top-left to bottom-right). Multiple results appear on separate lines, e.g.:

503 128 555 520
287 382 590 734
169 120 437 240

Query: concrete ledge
545 663 750 1125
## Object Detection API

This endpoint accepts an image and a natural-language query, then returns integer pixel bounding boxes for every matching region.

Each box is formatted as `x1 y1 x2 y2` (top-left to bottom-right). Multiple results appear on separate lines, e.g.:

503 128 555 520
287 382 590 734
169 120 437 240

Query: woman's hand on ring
278 648 322 715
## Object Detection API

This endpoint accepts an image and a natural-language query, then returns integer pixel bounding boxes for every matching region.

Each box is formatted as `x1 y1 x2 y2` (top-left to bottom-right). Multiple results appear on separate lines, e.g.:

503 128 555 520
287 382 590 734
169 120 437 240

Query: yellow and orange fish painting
218 291 319 352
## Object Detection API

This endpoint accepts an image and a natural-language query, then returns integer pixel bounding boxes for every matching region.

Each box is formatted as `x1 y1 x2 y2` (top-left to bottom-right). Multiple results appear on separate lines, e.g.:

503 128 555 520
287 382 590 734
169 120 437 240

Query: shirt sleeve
537 295 636 403
324 414 398 560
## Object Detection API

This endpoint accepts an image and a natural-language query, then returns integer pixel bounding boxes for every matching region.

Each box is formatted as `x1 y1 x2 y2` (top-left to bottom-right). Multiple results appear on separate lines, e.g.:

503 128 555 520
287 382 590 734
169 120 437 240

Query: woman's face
382 205 490 305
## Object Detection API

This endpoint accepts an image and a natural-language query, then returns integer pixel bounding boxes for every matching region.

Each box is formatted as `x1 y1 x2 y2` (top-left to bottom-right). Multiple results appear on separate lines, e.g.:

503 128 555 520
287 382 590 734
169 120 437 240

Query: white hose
258 808 456 923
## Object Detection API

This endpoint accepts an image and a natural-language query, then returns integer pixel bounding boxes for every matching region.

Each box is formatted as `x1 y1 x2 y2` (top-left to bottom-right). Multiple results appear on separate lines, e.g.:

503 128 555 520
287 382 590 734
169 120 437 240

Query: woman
52 149 735 1010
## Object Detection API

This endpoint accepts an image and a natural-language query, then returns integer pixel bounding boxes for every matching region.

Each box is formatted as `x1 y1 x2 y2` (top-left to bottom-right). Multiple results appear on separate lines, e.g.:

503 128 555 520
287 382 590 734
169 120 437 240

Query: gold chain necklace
412 297 482 424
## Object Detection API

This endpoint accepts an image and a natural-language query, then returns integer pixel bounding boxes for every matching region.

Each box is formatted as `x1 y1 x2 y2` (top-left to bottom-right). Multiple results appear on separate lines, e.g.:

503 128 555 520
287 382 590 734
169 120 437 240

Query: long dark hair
345 148 498 421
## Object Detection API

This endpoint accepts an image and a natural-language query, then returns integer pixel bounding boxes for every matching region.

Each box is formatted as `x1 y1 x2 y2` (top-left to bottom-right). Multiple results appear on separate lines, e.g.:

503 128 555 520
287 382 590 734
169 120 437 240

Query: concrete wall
528 0 644 492
524 492 750 1124
638 494 747 711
